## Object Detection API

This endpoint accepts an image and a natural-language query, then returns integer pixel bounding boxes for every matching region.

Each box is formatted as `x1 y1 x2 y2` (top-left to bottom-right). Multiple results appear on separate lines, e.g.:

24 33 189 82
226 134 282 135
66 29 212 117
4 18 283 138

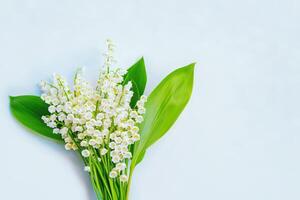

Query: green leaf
10 95 63 142
132 63 195 167
123 57 147 107
130 80 140 108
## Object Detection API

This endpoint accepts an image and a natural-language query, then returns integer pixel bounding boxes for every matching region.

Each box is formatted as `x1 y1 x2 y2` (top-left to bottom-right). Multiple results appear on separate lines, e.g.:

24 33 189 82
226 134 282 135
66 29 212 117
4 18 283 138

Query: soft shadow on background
1 0 300 200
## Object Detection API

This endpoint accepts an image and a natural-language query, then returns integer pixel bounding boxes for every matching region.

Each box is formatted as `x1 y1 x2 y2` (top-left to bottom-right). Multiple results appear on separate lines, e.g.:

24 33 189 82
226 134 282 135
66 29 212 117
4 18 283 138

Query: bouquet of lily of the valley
10 40 194 200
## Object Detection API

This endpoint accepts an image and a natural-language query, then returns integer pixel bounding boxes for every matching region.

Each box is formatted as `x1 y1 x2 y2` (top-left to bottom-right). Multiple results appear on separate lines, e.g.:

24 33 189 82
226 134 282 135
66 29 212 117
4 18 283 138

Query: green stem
91 150 113 199
126 165 135 200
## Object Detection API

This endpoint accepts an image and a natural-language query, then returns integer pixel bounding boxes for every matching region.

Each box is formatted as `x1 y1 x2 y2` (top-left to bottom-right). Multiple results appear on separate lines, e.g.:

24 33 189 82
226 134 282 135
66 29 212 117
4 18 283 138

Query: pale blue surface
1 0 300 199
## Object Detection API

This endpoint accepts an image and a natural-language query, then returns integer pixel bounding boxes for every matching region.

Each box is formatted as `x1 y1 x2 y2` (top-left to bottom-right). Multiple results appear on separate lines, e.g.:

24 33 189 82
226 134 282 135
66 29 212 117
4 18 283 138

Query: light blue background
1 0 300 199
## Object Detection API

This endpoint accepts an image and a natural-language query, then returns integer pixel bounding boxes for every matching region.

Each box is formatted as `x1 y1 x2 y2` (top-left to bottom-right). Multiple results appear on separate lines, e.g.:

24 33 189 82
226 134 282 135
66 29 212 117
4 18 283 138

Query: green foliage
131 63 195 167
10 95 63 142
123 57 147 107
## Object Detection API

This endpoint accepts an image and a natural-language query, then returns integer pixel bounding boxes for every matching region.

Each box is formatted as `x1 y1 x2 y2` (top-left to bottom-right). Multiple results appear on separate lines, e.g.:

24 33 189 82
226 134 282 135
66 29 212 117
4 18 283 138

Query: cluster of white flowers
40 41 146 182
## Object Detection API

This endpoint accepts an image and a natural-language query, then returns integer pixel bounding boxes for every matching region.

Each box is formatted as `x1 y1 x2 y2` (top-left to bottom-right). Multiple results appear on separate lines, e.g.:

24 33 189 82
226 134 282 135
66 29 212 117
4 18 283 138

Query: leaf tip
188 62 196 70
138 57 145 68
179 62 195 76
135 57 145 65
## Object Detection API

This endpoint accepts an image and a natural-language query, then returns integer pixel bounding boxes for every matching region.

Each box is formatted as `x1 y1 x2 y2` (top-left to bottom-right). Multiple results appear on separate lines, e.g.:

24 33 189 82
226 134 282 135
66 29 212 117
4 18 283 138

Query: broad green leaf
123 57 147 107
132 63 195 167
10 95 63 142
